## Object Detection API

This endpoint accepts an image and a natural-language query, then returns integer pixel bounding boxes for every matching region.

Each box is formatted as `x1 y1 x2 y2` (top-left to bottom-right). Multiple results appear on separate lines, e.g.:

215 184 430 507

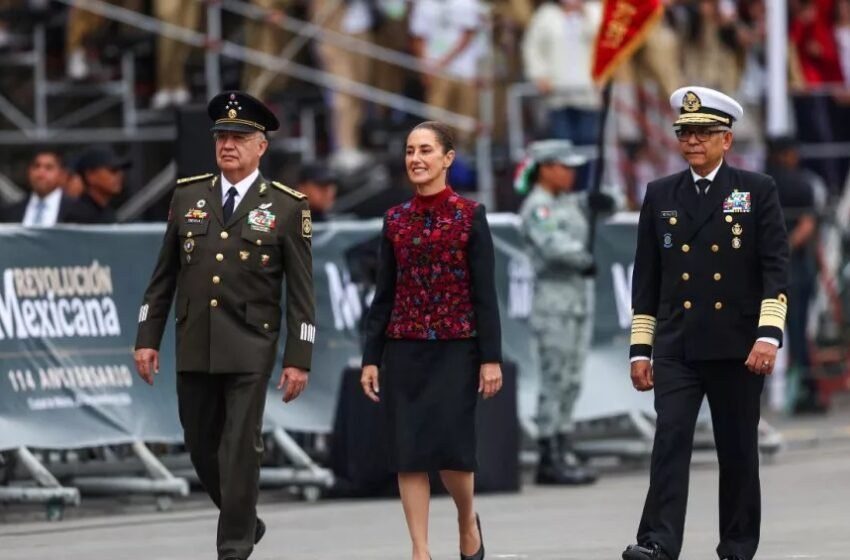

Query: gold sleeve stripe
758 297 787 330
630 314 657 346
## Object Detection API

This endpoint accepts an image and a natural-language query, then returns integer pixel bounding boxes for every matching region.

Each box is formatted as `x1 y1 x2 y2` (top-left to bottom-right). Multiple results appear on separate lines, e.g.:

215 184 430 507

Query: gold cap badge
683 91 701 112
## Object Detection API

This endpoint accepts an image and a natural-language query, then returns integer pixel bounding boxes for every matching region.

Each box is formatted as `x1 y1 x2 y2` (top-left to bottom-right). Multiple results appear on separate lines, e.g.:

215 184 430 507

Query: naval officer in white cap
621 87 789 560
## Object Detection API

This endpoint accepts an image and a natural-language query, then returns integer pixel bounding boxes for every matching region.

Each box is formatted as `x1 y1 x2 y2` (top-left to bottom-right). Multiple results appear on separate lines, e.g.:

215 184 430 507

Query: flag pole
587 80 613 252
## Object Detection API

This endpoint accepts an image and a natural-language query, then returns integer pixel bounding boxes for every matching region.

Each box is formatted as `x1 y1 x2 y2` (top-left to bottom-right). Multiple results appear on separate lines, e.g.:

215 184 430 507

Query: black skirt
380 338 480 473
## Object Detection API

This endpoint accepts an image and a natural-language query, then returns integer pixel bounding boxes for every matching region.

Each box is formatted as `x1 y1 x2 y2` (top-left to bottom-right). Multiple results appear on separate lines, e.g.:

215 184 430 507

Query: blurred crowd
0 1 848 201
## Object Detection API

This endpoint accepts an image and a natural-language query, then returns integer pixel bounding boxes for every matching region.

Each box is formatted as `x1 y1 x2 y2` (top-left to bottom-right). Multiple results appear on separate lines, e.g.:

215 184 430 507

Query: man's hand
134 348 159 385
745 340 778 375
630 359 654 391
278 367 309 403
535 79 553 95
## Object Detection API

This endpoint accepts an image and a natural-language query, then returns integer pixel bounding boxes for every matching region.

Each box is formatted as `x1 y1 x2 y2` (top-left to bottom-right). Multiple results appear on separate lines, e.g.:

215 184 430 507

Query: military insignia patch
723 191 751 213
247 208 276 232
682 91 701 112
184 208 208 223
196 199 206 208
183 238 195 253
535 206 551 220
663 233 673 248
732 223 743 236
240 250 250 261
732 237 742 249
302 209 312 238
260 254 270 267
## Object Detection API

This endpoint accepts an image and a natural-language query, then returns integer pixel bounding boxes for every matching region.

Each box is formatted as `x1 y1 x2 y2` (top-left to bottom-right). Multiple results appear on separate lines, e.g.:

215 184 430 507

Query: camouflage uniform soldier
517 139 613 485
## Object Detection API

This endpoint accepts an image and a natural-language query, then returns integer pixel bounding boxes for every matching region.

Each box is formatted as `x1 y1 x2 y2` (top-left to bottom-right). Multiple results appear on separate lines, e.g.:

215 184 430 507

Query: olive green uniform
135 172 315 559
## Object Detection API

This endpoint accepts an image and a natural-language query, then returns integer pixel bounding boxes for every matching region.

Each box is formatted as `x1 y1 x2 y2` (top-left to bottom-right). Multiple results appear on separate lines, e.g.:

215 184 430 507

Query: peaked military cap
208 91 280 133
528 139 588 167
670 86 743 127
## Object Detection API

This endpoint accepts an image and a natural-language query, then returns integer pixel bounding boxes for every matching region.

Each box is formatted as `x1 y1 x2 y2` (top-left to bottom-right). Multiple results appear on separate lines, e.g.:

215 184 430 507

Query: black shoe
535 436 597 485
460 513 484 560
622 542 671 560
254 517 266 545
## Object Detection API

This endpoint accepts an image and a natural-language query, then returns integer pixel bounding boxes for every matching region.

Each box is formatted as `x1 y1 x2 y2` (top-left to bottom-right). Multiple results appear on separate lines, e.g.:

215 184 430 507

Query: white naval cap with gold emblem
669 86 743 127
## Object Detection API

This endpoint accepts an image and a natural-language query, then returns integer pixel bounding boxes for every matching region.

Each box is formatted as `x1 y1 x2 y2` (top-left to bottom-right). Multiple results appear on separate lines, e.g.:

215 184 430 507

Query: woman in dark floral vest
361 121 503 560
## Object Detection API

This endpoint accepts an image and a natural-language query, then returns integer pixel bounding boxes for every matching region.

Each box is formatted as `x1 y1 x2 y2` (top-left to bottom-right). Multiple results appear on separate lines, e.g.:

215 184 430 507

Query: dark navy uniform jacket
630 161 789 362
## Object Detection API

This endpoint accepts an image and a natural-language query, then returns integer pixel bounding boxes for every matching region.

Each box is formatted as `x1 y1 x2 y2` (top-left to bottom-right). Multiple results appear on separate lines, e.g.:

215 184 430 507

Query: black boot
558 433 598 484
535 436 596 485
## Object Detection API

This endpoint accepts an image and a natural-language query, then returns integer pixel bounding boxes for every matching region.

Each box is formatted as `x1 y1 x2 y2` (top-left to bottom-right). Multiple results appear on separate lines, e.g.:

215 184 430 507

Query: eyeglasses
675 128 728 142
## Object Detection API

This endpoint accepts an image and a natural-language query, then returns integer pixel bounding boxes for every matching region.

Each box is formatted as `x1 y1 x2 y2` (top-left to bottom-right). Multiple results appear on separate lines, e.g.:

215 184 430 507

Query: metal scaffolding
0 0 497 210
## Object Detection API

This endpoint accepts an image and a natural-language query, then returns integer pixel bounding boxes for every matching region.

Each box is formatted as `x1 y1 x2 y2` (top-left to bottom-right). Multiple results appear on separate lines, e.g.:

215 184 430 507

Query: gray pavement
2 439 849 560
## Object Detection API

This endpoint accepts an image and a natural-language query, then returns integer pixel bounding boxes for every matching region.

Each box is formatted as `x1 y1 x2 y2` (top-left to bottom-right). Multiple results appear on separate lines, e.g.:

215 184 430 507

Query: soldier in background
517 139 613 485
295 162 337 223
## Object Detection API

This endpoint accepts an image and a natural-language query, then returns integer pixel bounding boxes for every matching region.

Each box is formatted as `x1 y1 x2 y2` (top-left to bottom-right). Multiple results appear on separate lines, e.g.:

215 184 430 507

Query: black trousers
177 371 270 560
636 359 764 560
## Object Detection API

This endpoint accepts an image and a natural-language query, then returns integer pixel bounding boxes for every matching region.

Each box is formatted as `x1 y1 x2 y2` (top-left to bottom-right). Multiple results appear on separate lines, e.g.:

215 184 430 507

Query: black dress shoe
254 517 266 545
460 513 484 560
622 542 671 560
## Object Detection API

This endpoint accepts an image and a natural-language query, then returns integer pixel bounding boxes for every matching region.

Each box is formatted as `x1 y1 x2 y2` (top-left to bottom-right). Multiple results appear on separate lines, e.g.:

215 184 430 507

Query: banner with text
0 216 640 451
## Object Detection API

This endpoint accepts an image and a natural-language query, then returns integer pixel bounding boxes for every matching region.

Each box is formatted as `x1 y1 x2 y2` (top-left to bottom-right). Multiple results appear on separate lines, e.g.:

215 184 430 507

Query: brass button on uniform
682 272 690 281
683 301 692 309
669 217 677 225
263 323 269 330
216 253 224 262
210 299 218 308
187 231 193 238
713 273 722 281
212 275 221 285
255 239 263 246
725 215 733 223
220 231 229 240
681 244 690 253
714 301 723 310
711 244 719 253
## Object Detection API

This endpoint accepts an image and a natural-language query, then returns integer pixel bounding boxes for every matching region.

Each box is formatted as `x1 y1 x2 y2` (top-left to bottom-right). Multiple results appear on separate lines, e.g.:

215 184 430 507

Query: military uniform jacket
519 185 593 316
630 162 789 361
135 173 315 374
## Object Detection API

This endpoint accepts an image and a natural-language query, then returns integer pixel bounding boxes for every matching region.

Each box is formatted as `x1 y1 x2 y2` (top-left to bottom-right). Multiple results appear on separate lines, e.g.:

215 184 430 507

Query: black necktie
223 186 238 222
696 178 711 196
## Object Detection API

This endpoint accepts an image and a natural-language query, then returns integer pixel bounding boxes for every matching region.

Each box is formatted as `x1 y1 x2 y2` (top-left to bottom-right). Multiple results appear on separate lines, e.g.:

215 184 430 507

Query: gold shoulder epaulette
177 173 215 185
272 181 307 200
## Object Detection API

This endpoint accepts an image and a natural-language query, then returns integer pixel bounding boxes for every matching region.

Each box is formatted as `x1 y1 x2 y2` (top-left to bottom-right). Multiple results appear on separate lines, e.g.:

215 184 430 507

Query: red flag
591 0 664 84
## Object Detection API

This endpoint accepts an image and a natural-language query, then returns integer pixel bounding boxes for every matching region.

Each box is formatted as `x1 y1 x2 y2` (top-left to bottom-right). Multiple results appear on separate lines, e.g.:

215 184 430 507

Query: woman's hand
361 365 380 402
479 363 503 399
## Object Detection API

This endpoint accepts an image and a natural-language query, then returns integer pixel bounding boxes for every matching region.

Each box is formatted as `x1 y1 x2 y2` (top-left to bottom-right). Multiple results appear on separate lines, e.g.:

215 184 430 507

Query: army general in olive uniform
134 92 315 560
622 88 789 560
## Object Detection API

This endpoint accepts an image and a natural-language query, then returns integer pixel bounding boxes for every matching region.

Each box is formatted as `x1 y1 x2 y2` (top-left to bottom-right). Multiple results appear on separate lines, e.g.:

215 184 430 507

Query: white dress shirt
22 188 63 227
690 160 723 193
220 168 260 214
631 160 778 363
